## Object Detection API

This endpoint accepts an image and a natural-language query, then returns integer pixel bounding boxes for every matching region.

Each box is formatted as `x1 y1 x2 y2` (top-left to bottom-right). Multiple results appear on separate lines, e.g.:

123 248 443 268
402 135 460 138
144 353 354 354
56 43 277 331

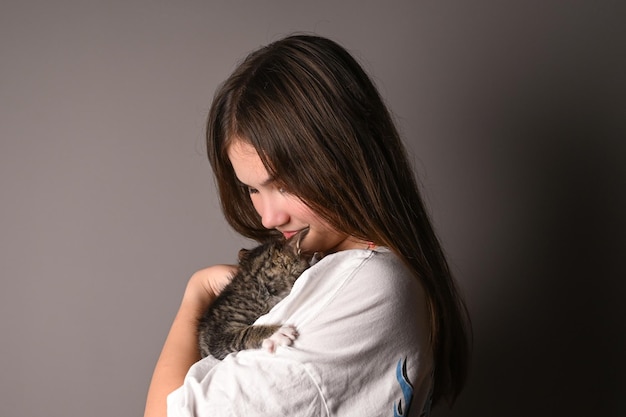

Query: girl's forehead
227 139 257 158
227 141 271 186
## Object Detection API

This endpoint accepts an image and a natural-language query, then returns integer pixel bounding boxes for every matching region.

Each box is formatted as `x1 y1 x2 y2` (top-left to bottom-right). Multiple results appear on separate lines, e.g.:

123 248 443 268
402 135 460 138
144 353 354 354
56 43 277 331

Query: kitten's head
238 228 313 281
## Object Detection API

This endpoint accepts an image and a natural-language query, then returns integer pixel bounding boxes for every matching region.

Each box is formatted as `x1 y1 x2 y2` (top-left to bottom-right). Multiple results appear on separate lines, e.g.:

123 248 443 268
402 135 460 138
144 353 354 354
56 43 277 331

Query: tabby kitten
197 230 312 359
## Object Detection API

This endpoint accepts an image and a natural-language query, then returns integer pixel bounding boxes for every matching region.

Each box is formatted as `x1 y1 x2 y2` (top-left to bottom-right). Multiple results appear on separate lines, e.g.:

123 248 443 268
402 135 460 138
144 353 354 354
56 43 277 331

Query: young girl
144 34 471 417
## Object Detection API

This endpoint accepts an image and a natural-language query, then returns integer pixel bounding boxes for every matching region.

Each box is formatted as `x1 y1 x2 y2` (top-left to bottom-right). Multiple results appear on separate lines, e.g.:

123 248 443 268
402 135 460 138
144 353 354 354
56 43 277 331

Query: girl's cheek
287 199 316 219
250 196 263 217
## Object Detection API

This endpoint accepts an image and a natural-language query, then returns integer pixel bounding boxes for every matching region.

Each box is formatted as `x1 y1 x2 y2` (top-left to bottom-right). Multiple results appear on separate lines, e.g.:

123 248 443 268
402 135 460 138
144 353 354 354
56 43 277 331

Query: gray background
1 1 624 416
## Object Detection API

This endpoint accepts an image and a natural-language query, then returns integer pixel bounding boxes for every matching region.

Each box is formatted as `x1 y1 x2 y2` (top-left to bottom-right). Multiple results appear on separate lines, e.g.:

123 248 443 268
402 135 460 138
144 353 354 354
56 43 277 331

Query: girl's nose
259 200 290 230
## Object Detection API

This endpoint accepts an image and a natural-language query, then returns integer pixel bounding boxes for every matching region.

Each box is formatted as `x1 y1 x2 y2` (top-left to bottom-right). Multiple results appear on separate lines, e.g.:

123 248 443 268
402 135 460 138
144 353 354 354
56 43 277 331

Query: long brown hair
206 34 471 405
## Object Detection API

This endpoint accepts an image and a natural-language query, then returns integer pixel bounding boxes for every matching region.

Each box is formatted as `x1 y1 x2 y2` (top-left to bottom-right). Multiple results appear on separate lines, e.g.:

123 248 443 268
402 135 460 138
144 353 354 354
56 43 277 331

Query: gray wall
1 1 624 416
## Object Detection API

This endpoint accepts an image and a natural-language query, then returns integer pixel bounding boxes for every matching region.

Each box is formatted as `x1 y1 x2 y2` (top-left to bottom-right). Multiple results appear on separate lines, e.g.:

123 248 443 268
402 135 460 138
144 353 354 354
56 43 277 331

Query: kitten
197 229 312 359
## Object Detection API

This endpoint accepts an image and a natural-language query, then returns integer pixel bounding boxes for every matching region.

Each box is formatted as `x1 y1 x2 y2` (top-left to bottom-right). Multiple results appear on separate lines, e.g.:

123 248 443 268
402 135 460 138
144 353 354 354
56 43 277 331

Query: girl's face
228 140 363 253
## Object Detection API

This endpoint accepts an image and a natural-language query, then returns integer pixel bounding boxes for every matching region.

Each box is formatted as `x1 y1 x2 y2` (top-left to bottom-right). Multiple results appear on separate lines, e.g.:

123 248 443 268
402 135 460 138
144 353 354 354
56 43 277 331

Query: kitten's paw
262 325 299 354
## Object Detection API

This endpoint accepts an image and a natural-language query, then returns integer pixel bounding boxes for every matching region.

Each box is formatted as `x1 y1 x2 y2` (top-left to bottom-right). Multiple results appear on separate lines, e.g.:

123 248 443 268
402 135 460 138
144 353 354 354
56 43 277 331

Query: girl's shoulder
307 247 419 296
281 248 426 326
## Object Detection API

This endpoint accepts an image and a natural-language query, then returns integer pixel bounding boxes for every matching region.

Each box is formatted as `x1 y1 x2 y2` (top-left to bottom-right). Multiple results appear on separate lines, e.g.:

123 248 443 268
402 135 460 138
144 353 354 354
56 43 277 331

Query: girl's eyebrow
235 175 276 187
259 175 276 187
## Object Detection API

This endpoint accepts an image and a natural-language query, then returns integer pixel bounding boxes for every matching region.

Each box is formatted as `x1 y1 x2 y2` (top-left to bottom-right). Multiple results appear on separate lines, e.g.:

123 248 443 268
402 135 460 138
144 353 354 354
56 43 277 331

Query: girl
145 34 471 417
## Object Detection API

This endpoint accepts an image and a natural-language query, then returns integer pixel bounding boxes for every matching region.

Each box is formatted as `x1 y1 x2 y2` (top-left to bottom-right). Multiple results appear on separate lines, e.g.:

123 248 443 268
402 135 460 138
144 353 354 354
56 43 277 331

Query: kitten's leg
262 325 299 353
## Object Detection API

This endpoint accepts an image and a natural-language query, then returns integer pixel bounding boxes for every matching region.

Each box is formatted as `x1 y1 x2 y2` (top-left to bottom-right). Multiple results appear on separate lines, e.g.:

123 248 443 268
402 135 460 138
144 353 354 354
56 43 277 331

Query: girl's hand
182 264 238 311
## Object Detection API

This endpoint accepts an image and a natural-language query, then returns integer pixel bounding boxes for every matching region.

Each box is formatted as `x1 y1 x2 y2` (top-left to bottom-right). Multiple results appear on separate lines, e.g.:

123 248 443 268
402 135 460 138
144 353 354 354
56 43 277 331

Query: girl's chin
301 234 350 254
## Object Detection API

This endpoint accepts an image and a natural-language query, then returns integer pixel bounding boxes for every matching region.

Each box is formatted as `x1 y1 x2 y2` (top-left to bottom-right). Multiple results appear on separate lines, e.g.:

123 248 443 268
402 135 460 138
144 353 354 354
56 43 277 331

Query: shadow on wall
434 44 626 417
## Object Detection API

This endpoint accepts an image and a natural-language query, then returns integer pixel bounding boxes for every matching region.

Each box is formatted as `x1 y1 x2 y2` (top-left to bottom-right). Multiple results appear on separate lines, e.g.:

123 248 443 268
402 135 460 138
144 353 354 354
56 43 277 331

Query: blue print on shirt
393 357 414 417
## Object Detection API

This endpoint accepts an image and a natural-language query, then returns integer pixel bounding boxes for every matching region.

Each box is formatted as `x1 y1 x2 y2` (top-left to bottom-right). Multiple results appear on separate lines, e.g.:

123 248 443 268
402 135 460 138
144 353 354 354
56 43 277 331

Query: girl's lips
282 227 310 240
282 231 298 239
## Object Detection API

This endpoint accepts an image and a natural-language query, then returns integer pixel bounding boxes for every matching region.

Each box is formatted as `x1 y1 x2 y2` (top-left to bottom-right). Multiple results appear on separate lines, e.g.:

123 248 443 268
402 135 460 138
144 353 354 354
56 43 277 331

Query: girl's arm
144 265 236 417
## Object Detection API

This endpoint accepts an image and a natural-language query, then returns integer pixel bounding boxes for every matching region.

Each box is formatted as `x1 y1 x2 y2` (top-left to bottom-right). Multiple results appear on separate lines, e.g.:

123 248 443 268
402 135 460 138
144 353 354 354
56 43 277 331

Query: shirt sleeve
167 353 329 417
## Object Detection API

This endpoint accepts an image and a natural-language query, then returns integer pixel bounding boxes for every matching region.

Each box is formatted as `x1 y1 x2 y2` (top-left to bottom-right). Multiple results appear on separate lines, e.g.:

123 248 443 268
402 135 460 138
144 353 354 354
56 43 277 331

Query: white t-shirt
168 247 434 417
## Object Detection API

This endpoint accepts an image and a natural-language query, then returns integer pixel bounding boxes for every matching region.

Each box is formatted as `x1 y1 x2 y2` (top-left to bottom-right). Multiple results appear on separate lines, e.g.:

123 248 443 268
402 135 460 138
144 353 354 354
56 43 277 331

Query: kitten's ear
237 248 249 261
286 227 310 255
